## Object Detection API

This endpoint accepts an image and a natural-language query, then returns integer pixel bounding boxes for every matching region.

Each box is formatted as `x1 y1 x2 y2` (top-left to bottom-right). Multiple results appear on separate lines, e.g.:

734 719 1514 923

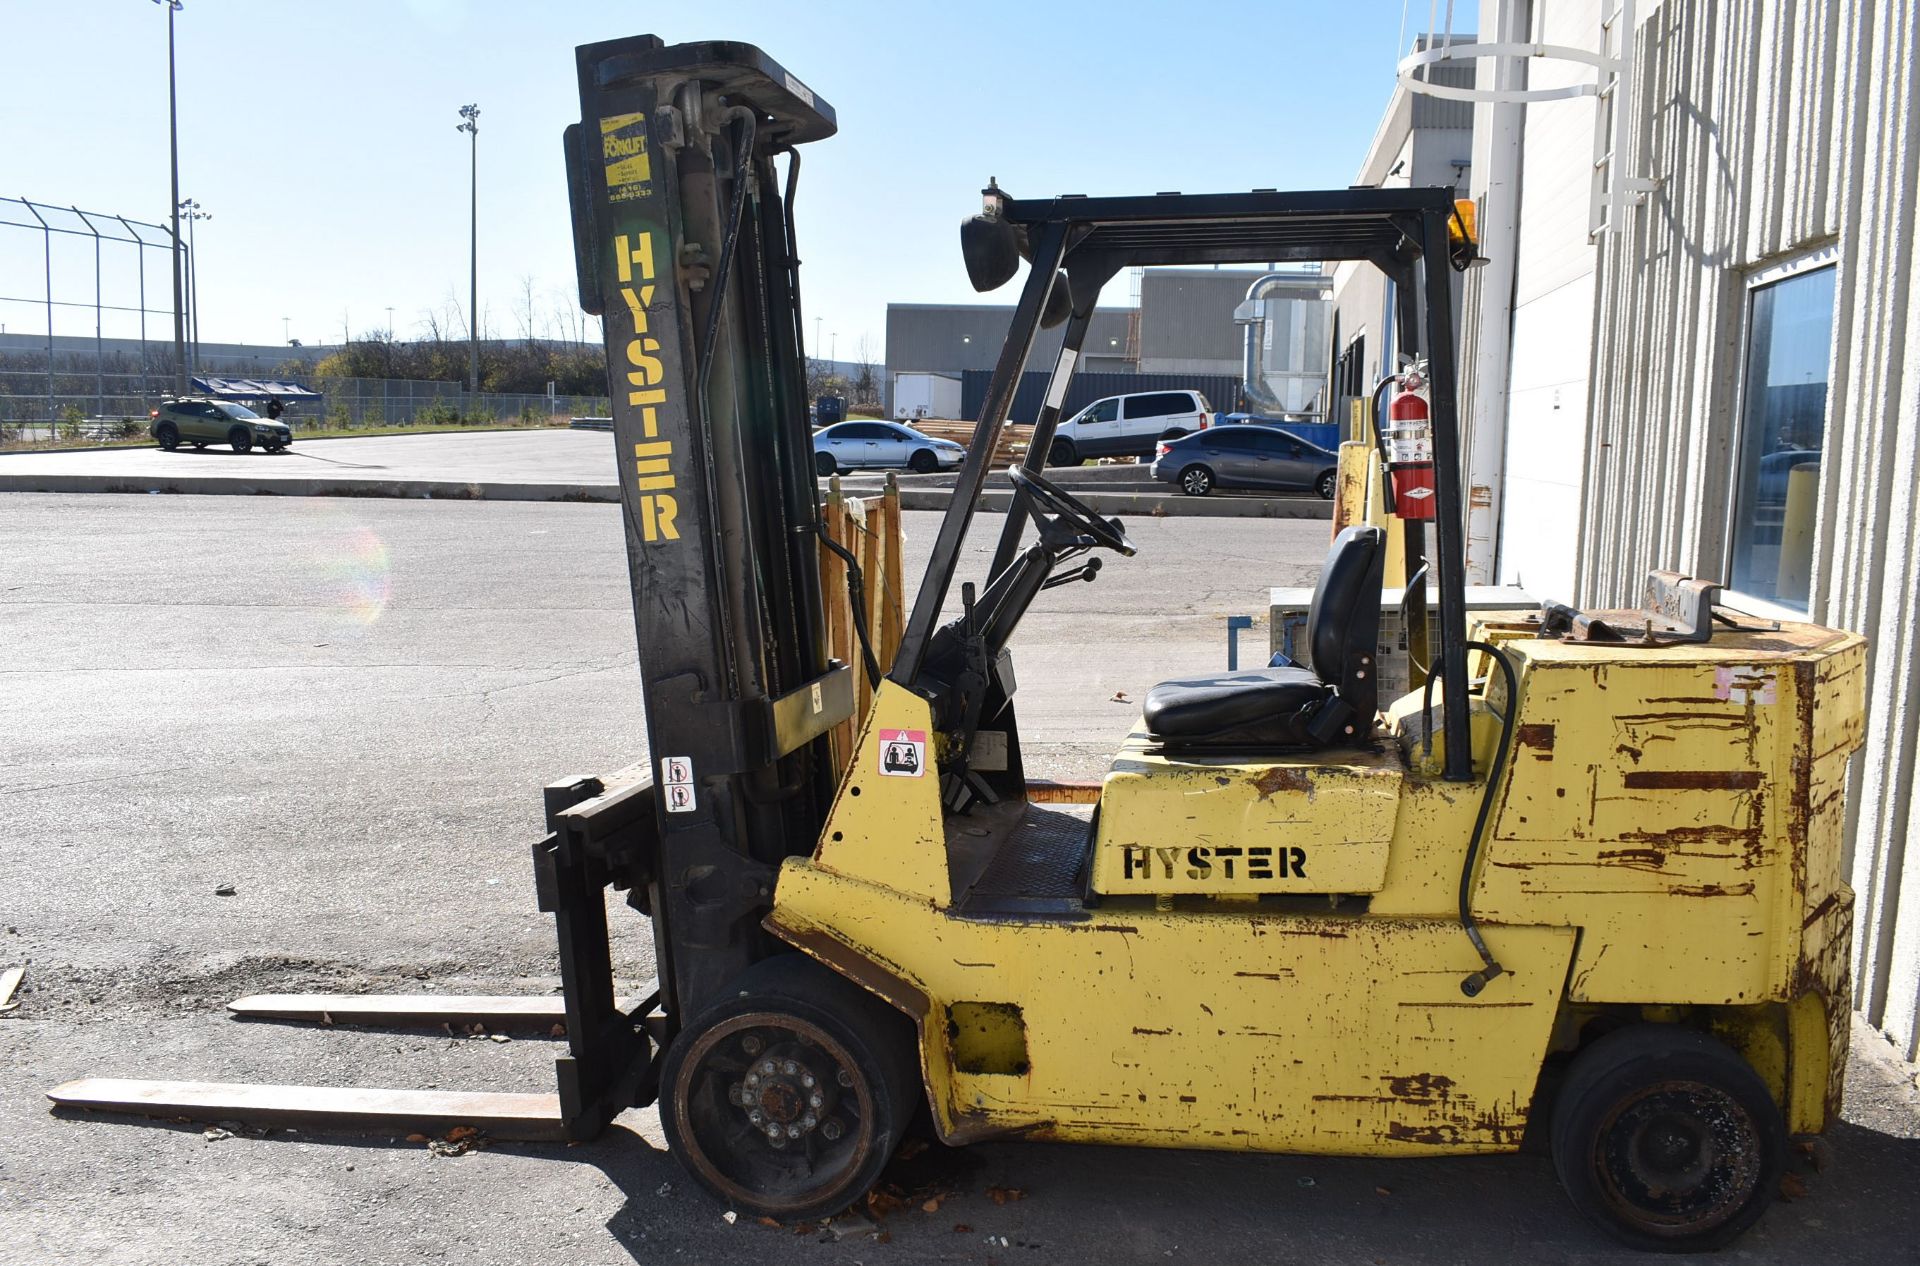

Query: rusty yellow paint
1089 728 1403 895
773 859 1575 1154
768 611 1866 1159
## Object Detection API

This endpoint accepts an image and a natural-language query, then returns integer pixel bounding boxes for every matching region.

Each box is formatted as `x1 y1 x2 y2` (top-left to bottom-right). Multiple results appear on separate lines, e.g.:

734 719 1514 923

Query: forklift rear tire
1047 439 1079 467
815 451 837 477
1550 1024 1784 1253
228 426 252 454
155 423 179 450
660 953 920 1222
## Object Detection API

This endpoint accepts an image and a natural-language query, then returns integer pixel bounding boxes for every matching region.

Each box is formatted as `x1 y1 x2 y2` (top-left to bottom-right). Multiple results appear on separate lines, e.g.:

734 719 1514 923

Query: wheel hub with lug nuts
733 1048 834 1149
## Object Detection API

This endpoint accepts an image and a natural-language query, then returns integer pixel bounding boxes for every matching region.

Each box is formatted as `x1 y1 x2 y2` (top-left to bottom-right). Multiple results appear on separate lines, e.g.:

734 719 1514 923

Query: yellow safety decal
614 231 678 542
599 112 652 203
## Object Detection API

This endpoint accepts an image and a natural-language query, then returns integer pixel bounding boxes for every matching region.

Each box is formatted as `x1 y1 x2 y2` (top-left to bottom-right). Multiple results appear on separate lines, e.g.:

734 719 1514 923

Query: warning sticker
600 111 652 204
662 755 696 813
877 729 926 778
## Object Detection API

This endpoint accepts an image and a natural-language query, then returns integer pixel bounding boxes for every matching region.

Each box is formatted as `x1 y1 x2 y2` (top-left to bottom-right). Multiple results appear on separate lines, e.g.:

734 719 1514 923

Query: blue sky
3 0 1421 359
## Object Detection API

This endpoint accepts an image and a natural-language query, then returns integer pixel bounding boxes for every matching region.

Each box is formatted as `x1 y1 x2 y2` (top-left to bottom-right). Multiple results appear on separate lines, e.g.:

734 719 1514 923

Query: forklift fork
49 775 663 1143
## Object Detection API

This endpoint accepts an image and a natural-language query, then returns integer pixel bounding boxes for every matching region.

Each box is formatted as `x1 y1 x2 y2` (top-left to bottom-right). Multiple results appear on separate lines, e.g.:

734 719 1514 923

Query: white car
813 421 964 475
1047 388 1213 465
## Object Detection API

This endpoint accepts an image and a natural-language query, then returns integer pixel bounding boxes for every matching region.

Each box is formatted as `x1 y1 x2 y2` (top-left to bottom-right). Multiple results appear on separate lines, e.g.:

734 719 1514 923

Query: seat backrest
1306 525 1387 720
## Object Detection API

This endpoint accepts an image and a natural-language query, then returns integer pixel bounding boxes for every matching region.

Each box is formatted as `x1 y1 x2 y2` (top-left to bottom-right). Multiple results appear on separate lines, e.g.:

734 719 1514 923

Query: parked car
1047 389 1212 465
150 398 293 453
1150 424 1339 499
813 420 964 475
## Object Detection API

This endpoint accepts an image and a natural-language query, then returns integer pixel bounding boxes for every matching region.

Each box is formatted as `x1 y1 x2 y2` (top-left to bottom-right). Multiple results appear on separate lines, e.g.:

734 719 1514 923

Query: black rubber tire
815 451 836 477
908 448 938 474
155 422 179 450
228 426 252 454
1316 469 1337 500
1179 464 1214 496
1047 438 1079 468
660 954 919 1222
1551 1025 1784 1253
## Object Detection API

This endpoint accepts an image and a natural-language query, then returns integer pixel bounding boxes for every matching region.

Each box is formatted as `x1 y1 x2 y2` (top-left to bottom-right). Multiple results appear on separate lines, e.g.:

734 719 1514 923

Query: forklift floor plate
47 1078 569 1140
228 993 635 1029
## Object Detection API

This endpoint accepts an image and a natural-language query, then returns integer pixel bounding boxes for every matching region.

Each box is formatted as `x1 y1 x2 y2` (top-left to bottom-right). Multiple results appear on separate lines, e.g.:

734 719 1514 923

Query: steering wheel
1008 465 1137 556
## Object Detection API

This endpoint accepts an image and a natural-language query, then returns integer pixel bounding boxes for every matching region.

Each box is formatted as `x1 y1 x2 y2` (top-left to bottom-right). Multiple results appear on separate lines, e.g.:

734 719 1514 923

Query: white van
1047 389 1213 465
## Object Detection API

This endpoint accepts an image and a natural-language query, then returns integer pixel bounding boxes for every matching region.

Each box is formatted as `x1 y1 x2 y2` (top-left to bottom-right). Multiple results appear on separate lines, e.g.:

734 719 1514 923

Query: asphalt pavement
2 492 1916 1266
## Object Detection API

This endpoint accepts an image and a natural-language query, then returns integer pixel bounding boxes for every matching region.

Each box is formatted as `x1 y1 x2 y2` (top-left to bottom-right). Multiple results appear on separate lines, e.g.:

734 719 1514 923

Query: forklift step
47 1078 569 1141
227 993 637 1028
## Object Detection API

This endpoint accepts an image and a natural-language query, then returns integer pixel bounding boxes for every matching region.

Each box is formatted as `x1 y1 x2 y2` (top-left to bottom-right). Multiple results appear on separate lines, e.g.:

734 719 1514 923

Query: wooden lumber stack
907 418 1029 467
817 474 906 776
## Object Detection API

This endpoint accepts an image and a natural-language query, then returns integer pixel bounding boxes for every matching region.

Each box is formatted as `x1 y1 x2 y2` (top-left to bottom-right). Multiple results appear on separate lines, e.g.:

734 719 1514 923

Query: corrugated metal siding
1580 0 1920 1055
959 370 1243 423
1138 270 1270 361
884 304 1134 376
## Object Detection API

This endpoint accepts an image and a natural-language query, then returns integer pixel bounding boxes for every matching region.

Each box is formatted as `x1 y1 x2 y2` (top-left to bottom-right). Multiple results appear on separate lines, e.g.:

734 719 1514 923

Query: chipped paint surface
771 860 1574 1156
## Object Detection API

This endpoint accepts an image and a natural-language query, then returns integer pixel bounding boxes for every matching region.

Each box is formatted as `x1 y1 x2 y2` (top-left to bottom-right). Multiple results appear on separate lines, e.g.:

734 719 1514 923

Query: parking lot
3 491 1919 1266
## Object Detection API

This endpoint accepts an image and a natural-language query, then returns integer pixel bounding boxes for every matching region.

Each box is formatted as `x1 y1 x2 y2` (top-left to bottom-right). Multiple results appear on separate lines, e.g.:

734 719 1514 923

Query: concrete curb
0 470 1329 518
894 487 1332 519
0 472 621 502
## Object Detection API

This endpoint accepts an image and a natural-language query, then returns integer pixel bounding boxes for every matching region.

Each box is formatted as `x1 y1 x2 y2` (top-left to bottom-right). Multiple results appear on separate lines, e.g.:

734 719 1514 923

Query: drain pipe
1234 273 1296 415
1461 0 1528 584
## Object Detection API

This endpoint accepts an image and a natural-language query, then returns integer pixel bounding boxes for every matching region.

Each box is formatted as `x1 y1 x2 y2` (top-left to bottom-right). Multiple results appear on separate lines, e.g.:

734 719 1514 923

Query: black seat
1144 525 1386 749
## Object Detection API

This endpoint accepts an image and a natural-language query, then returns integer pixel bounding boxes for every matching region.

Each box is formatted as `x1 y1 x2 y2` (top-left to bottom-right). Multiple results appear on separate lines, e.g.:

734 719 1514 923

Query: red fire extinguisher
1384 370 1436 519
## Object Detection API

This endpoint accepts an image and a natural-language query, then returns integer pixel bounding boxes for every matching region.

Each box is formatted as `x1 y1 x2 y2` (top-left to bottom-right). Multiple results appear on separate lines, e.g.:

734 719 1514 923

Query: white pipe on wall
1462 0 1530 584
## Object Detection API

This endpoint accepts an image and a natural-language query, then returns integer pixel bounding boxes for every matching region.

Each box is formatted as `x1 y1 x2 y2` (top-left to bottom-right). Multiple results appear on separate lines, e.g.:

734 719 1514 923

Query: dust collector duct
1235 272 1294 415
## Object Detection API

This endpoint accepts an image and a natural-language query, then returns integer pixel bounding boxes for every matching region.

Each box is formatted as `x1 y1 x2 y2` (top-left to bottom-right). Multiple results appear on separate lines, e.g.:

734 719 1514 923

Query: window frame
1718 243 1839 621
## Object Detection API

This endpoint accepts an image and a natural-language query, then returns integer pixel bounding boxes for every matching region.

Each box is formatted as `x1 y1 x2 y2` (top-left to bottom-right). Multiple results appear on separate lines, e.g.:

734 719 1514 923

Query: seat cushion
1143 668 1331 748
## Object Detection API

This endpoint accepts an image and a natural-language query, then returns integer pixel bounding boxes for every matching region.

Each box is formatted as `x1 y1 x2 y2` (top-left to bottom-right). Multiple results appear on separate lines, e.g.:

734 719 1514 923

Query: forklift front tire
659 954 920 1222
1550 1024 1785 1253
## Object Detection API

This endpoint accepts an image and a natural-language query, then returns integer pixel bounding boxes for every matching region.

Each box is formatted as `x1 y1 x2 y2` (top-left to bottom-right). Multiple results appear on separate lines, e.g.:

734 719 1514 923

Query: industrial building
1410 0 1920 1060
884 268 1330 420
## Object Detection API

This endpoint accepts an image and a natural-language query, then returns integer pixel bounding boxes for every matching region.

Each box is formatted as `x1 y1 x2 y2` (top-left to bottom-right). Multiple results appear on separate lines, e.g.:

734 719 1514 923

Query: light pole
282 316 290 344
179 198 208 378
457 103 480 407
154 0 187 396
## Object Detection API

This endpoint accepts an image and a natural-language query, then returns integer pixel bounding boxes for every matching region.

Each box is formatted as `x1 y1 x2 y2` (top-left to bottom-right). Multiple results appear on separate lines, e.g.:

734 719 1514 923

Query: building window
1726 252 1837 611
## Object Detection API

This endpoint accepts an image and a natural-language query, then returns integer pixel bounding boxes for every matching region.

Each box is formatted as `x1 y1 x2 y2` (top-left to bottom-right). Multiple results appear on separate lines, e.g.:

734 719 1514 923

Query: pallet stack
817 473 906 776
907 418 1029 467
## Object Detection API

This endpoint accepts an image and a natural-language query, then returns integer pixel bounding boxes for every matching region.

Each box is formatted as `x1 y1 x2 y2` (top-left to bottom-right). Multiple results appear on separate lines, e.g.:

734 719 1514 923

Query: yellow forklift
50 35 1866 1253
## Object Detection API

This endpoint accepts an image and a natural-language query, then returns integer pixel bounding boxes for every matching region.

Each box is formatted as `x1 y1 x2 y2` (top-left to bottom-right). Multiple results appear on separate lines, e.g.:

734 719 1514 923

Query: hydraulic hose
1457 639 1517 997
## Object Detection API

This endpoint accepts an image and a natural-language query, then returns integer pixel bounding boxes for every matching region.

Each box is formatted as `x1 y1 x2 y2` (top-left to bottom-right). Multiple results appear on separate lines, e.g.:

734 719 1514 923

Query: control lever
1041 556 1104 589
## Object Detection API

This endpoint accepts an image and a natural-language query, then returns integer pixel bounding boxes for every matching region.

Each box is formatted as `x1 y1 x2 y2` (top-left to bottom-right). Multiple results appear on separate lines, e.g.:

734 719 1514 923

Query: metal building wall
1138 269 1271 368
1578 0 1920 1055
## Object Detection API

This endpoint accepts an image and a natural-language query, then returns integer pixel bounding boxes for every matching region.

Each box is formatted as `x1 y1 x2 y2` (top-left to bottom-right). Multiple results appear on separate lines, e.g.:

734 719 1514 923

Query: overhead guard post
891 221 1069 685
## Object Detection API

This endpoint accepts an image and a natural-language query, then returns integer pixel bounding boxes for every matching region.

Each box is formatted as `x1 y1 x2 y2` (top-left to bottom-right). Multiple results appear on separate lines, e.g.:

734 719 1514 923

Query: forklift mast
560 37 851 1024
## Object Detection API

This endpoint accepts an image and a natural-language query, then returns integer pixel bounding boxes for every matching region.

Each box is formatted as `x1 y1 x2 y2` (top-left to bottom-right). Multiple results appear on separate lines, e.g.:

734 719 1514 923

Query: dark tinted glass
1125 392 1196 419
1727 266 1834 610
